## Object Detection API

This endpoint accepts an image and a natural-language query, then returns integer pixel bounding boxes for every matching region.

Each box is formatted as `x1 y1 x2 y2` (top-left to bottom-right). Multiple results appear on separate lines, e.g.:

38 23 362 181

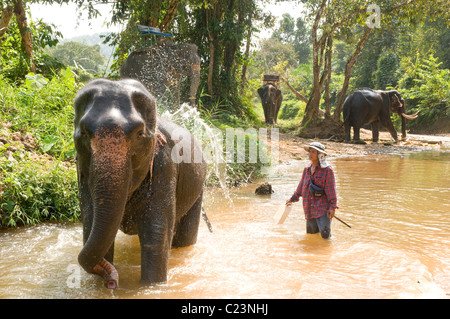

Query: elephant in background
343 88 418 143
257 83 283 124
74 78 207 289
120 40 201 107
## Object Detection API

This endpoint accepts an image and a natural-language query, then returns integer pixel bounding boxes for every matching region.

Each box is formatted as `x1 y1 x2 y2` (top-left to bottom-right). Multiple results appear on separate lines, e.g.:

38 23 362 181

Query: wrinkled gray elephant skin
343 88 418 143
257 84 283 124
73 78 207 289
120 40 201 107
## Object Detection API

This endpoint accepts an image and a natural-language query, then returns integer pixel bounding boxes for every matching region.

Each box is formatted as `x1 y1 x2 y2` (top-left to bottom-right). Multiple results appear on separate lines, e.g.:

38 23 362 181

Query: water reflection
0 151 448 298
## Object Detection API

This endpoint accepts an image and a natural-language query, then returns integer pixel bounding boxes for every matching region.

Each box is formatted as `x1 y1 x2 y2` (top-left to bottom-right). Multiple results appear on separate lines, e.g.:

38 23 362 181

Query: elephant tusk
401 112 419 120
93 258 119 289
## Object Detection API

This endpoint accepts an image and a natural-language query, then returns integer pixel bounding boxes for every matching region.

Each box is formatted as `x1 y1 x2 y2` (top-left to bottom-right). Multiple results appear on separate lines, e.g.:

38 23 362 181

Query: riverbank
274 129 450 163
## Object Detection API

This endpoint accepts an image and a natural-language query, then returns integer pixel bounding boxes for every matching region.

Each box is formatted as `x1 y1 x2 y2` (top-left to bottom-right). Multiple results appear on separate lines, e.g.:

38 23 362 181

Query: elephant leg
138 193 176 284
382 119 398 142
353 125 361 141
371 121 380 142
401 117 407 140
344 122 351 142
353 125 366 144
172 192 203 248
138 217 174 284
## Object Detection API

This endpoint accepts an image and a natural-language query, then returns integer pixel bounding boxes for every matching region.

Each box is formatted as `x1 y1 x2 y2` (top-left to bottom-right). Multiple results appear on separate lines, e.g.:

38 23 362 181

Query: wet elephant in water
120 40 201 107
343 88 418 143
74 78 207 288
257 84 283 124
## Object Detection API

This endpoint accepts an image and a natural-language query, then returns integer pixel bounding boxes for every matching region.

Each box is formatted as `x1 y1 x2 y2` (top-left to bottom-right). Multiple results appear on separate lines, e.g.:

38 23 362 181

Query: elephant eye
137 130 145 138
77 128 87 138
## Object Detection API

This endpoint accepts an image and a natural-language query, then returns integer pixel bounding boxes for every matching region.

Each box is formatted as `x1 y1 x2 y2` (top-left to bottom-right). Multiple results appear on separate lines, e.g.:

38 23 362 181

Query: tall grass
0 156 80 228
0 68 79 161
0 69 80 228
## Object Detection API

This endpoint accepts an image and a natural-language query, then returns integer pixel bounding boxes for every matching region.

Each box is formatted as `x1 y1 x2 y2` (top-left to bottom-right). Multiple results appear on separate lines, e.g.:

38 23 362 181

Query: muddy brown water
0 150 449 298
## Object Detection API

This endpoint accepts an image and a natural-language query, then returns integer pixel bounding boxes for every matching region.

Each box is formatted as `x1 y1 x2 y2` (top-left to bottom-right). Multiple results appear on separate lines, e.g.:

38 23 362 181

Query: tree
298 0 450 127
373 52 400 89
173 0 272 115
252 38 297 75
0 0 35 71
45 41 105 74
272 14 311 65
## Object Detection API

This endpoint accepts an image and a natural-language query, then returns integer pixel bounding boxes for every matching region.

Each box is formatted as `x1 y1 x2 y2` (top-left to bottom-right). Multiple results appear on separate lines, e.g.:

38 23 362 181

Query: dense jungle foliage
1 0 449 227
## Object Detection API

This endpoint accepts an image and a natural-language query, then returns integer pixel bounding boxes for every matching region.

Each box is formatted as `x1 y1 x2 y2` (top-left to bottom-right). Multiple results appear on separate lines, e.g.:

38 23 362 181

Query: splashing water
160 103 229 190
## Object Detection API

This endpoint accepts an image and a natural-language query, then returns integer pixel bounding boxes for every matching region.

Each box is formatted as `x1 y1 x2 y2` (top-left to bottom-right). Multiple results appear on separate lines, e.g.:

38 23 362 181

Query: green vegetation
252 10 450 134
0 155 79 228
1 0 449 228
0 69 80 161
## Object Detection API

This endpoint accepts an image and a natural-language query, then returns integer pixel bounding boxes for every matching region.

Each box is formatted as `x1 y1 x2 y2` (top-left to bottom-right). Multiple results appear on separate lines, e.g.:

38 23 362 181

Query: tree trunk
222 0 237 77
324 36 333 116
206 0 220 97
13 0 35 72
281 77 308 103
240 10 253 90
159 0 180 32
0 5 14 53
0 5 13 36
300 0 327 126
333 27 372 120
206 9 214 97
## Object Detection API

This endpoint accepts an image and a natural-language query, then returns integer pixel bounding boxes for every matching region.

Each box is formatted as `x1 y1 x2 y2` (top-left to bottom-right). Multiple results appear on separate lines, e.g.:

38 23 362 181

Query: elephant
257 83 283 125
343 88 418 143
73 78 207 289
120 40 201 108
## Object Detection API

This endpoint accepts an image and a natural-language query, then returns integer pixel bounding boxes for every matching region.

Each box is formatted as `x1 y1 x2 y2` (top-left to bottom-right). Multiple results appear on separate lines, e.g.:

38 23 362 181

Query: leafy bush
0 68 80 161
0 17 62 82
398 53 450 130
374 52 401 90
279 99 304 120
0 157 79 228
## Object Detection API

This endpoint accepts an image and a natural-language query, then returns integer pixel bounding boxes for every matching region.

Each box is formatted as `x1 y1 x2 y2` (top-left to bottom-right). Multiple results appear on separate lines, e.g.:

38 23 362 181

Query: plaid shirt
290 164 338 219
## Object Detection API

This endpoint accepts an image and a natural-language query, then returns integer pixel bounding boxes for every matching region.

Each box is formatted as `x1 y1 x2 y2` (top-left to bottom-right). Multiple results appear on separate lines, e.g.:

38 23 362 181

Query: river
0 150 449 298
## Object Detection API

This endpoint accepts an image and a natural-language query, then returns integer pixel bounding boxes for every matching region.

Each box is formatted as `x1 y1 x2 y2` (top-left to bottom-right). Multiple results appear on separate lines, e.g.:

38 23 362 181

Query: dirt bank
274 128 450 162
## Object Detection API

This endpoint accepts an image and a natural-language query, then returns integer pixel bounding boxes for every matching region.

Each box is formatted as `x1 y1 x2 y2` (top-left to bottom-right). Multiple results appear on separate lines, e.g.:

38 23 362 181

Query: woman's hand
285 199 293 206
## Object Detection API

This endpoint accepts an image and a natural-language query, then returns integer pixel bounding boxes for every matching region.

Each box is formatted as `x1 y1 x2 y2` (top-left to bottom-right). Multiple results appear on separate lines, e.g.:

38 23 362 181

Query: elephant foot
353 139 367 145
93 258 119 289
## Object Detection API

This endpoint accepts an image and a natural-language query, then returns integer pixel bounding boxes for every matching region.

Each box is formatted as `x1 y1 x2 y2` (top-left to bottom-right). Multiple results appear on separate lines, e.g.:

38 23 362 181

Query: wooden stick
334 216 351 228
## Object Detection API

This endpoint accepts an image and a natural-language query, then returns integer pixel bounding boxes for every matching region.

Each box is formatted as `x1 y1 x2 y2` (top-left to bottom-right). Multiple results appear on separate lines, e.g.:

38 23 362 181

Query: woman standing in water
286 142 338 239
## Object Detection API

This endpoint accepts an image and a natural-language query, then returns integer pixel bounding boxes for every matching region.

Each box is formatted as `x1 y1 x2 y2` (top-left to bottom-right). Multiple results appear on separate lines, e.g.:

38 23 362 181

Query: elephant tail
201 207 213 233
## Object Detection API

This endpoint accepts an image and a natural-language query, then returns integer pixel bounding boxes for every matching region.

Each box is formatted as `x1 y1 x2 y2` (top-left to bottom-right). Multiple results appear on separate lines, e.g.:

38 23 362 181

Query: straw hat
304 142 327 155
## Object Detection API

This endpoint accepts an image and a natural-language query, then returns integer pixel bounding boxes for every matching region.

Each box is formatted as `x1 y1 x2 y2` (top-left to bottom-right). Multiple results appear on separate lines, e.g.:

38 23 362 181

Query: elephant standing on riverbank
73 78 207 289
257 84 283 125
120 40 201 107
343 88 418 143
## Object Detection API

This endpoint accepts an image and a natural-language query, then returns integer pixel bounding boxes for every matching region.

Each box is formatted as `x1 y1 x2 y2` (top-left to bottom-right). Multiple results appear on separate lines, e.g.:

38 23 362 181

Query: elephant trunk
398 100 418 140
78 128 131 289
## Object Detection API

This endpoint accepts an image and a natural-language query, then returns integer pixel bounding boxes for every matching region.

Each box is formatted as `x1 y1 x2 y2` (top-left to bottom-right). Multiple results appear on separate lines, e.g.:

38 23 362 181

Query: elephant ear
149 129 167 178
275 88 282 99
154 129 167 155
257 87 265 99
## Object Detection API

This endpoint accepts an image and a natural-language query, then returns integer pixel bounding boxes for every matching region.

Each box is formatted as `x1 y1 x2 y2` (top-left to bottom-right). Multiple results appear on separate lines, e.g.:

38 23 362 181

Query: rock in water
255 182 274 195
